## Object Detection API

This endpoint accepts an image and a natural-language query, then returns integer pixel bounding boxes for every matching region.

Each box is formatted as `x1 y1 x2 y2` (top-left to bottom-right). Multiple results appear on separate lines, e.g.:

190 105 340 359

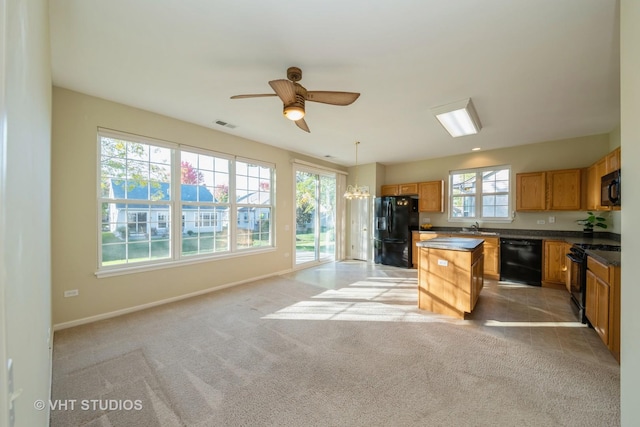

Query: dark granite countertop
414 228 621 265
585 250 621 267
416 237 484 252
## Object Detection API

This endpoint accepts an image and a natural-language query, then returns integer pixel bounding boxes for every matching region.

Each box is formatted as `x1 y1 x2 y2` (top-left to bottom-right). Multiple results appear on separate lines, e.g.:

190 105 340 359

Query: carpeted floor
51 261 620 426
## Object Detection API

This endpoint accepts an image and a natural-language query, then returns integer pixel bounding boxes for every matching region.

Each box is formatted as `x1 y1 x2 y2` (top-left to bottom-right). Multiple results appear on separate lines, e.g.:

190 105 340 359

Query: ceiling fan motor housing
286 67 302 82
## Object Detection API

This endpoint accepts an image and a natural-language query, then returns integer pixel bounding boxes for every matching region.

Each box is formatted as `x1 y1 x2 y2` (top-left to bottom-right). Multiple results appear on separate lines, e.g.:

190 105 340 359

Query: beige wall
609 124 621 149
379 134 618 233
51 87 345 326
620 0 638 424
1 0 52 425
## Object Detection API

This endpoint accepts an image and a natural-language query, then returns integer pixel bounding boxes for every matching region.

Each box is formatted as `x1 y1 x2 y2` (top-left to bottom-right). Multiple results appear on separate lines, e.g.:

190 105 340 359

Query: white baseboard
53 268 293 331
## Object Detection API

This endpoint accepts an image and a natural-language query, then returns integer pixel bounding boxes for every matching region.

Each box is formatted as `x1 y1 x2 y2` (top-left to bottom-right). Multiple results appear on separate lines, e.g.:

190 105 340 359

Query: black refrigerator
374 196 419 268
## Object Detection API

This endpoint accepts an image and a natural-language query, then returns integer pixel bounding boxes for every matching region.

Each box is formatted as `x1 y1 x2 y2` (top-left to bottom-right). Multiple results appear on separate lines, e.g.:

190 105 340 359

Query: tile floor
465 279 618 366
285 260 619 367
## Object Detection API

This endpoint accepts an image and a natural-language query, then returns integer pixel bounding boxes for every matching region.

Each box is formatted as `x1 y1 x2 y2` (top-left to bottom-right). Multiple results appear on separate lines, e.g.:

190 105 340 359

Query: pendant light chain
343 141 370 199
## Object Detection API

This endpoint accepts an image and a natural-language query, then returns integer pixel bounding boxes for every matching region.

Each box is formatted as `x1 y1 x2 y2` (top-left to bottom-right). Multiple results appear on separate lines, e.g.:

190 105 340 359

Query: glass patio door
295 168 336 265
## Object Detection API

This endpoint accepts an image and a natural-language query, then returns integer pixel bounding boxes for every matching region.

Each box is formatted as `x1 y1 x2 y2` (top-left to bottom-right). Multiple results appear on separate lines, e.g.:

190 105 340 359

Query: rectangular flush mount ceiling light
431 98 482 137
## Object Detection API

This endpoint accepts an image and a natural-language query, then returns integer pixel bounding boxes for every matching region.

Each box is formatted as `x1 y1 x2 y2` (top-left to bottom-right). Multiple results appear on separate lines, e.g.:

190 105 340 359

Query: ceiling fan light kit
283 105 305 121
431 98 482 137
231 67 360 133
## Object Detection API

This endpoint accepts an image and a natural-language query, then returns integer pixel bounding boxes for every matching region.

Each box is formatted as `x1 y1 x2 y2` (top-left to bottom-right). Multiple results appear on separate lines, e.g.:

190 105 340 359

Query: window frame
448 165 513 223
96 128 275 277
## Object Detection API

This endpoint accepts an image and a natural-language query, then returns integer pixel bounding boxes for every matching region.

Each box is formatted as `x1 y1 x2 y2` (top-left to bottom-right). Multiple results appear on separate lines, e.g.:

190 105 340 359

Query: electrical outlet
64 289 79 297
537 220 546 225
548 216 555 224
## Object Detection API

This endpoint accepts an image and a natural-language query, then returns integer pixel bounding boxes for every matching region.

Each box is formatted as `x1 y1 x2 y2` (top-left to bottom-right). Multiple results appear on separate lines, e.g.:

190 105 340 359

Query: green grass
295 232 335 252
101 231 273 265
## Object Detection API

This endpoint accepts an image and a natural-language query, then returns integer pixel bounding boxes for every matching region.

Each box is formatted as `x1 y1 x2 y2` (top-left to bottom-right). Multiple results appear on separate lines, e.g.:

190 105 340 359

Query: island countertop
416 237 484 252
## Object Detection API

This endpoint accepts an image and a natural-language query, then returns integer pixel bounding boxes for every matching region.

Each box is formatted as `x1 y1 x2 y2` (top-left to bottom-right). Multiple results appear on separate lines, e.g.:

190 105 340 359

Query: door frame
292 162 346 268
349 197 370 261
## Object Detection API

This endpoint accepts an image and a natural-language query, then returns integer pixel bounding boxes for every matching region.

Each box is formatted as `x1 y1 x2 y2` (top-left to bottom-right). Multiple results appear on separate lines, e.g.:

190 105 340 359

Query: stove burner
573 243 621 252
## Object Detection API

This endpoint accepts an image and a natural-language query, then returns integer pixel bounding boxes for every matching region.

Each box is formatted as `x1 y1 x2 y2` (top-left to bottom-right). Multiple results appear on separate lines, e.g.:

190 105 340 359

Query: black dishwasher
499 238 542 286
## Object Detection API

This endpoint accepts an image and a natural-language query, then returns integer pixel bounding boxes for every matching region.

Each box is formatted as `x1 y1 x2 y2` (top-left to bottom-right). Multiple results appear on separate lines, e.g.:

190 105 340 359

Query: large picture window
449 166 511 221
98 129 274 272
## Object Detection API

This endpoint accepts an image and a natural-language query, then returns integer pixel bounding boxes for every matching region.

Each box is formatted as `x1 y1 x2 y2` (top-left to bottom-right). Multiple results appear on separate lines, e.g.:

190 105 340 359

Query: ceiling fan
230 67 360 133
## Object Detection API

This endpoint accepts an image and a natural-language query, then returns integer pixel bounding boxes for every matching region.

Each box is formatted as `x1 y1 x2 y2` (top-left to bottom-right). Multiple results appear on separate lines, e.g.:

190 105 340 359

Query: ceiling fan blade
306 91 360 106
230 94 277 99
295 118 310 133
269 79 297 105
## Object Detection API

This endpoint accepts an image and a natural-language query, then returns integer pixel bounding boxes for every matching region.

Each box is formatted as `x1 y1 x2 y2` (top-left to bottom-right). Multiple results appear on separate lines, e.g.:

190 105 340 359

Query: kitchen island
416 237 484 319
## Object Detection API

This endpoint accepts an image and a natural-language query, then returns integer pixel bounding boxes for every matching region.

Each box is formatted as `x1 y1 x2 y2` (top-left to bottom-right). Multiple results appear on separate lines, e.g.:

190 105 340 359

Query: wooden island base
417 238 484 319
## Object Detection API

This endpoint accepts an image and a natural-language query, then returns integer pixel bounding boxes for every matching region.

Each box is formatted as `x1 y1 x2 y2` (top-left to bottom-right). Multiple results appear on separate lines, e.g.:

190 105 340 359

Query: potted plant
577 212 607 236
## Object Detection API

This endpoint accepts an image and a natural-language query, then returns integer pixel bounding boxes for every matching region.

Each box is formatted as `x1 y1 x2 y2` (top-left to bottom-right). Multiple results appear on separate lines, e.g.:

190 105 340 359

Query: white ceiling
49 0 620 167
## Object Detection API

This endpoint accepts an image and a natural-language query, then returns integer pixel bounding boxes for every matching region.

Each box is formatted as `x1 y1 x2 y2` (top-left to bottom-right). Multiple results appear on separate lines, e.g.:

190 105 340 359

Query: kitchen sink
455 230 499 236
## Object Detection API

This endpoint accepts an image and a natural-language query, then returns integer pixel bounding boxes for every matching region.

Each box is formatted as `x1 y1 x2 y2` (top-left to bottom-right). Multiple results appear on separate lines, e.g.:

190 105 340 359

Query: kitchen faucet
471 221 479 232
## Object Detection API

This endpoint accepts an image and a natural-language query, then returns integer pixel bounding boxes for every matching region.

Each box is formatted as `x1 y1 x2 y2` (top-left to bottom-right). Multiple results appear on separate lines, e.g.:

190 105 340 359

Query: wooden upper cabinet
418 181 444 212
516 169 581 211
380 185 399 196
382 183 418 196
399 183 418 195
606 147 621 174
585 164 599 211
584 148 621 211
546 168 581 210
516 172 546 210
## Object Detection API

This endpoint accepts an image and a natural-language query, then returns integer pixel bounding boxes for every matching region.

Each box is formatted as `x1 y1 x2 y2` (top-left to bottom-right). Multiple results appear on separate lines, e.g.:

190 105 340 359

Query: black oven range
566 243 621 324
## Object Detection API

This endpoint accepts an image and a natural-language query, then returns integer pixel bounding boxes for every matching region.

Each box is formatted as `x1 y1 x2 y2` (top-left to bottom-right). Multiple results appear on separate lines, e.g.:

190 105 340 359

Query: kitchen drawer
587 256 609 281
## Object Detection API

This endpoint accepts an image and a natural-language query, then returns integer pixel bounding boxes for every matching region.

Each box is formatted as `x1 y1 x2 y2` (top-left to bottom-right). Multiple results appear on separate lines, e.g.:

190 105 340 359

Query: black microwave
601 169 621 207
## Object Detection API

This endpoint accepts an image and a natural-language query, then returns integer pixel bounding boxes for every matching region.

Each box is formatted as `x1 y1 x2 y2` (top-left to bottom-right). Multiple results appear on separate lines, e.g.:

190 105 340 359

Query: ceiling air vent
214 120 237 129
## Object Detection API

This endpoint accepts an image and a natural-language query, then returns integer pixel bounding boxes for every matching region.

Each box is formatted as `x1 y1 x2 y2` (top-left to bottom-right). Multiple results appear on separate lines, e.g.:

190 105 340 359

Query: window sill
95 246 276 278
448 218 514 223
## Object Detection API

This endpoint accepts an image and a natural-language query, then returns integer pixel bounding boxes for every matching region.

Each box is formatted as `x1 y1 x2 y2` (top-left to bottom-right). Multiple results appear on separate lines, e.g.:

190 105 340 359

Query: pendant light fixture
343 141 370 199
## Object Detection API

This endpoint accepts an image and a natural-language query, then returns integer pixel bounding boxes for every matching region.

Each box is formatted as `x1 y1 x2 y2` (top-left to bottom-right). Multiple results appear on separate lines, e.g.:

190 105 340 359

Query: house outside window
157 213 168 230
98 129 274 272
235 160 273 249
449 166 511 222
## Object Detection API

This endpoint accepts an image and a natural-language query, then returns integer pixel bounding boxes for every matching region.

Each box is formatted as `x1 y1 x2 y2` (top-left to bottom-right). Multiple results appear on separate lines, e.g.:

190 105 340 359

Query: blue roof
110 179 216 209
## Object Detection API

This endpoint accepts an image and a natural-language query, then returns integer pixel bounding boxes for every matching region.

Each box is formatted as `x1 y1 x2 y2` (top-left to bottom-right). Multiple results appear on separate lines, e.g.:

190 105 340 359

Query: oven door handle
566 254 583 263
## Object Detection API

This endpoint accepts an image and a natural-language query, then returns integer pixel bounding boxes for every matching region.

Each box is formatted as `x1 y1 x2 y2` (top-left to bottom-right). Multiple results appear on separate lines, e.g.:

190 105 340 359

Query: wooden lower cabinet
479 237 499 280
542 240 571 287
418 244 484 319
585 256 620 362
